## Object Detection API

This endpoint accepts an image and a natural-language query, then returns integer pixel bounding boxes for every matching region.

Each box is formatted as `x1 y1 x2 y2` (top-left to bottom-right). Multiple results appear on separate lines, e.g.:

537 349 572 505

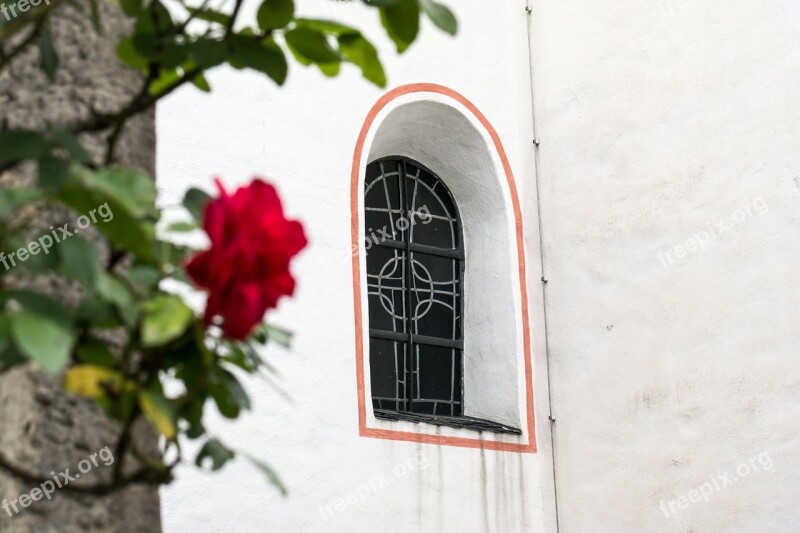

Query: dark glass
369 338 407 412
410 252 460 340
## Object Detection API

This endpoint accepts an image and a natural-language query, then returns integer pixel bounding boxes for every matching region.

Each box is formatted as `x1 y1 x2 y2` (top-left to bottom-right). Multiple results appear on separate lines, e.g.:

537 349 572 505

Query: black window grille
365 157 465 418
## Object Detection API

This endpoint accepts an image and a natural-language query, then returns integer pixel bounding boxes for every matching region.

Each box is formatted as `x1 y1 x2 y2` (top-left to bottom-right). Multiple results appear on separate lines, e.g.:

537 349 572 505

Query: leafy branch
0 0 457 499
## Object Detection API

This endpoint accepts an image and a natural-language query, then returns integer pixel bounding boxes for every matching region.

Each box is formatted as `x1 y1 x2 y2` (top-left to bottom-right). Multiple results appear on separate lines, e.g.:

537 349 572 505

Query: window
366 157 464 417
354 88 535 448
365 156 520 434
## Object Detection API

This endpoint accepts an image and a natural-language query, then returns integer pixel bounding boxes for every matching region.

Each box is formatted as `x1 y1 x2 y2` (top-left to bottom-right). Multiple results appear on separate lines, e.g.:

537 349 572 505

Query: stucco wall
159 0 799 531
158 1 555 532
532 0 800 531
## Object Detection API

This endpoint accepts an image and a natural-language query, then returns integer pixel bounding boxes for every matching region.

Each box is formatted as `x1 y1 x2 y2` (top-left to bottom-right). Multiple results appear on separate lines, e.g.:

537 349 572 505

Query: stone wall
0 1 160 531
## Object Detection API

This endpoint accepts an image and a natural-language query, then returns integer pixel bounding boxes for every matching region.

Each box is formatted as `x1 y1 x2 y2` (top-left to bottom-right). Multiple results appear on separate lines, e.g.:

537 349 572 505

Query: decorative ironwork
365 157 464 417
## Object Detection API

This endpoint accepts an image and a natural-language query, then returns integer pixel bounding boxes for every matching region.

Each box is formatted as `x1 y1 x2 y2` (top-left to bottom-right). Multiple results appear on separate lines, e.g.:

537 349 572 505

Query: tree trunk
0 2 161 532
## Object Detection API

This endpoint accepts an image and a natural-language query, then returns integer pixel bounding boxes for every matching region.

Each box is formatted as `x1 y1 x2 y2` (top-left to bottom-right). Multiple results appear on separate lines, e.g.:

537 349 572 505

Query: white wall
532 0 800 531
159 0 800 530
158 1 556 532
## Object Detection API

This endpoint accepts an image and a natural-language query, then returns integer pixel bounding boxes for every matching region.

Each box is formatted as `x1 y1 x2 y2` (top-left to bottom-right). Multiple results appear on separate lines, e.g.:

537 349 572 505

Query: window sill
374 409 522 435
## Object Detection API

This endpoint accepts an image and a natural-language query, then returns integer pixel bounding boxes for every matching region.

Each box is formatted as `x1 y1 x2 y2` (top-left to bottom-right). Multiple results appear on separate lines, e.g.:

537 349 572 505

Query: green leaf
244 342 276 373
58 167 156 262
154 240 192 268
87 0 102 32
2 290 72 325
191 72 211 92
379 0 420 53
120 0 143 17
39 24 58 82
129 265 161 291
285 27 340 64
0 187 41 217
222 369 250 410
196 439 235 471
75 297 121 328
247 455 287 496
18 231 60 275
38 155 70 191
75 338 119 368
10 310 75 374
0 320 26 372
230 35 288 85
141 294 194 348
317 61 340 77
222 344 257 372
338 33 386 87
419 0 457 35
0 131 49 162
182 187 211 221
75 167 157 219
139 390 178 440
363 0 400 6
149 68 182 96
116 37 149 70
167 220 198 233
172 341 207 392
190 37 228 69
95 271 138 326
209 369 250 418
135 0 173 35
57 236 100 287
133 34 158 61
295 18 359 36
256 0 294 31
48 129 90 163
183 398 205 438
161 42 189 69
264 324 293 348
167 264 191 284
0 315 9 355
186 6 230 26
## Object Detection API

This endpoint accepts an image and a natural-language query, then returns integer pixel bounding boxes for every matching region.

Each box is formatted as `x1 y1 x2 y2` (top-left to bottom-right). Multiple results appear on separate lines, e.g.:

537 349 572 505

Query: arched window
354 88 534 445
365 157 464 418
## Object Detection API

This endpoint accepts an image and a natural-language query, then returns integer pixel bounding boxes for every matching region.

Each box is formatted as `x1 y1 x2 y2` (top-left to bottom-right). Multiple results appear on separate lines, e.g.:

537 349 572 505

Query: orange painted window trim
351 83 537 453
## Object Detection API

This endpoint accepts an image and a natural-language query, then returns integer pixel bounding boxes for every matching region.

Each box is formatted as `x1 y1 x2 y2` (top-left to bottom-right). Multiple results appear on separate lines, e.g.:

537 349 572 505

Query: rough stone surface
0 2 160 532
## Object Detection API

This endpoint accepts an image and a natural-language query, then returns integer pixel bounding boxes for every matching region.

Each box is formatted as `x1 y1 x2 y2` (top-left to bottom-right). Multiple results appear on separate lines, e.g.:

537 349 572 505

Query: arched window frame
351 84 538 452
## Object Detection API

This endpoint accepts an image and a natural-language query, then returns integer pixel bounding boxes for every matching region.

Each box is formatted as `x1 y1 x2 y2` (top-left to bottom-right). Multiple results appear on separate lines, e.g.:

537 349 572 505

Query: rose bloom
187 178 307 340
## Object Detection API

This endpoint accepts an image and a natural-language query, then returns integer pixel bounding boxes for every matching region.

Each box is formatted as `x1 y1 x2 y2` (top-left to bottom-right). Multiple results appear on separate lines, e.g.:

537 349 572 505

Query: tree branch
0 17 46 74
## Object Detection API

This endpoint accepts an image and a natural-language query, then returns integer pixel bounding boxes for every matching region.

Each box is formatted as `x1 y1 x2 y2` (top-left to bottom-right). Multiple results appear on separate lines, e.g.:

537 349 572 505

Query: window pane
413 344 462 416
365 160 406 242
410 252 461 340
405 166 458 249
366 247 406 333
370 338 407 412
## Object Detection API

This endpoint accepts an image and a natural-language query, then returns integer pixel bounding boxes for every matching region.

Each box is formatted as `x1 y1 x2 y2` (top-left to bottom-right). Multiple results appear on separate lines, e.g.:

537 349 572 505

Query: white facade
158 0 799 531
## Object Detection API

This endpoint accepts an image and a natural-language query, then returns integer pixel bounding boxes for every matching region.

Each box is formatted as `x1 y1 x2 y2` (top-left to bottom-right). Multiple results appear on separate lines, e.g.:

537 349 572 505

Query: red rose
187 178 307 340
